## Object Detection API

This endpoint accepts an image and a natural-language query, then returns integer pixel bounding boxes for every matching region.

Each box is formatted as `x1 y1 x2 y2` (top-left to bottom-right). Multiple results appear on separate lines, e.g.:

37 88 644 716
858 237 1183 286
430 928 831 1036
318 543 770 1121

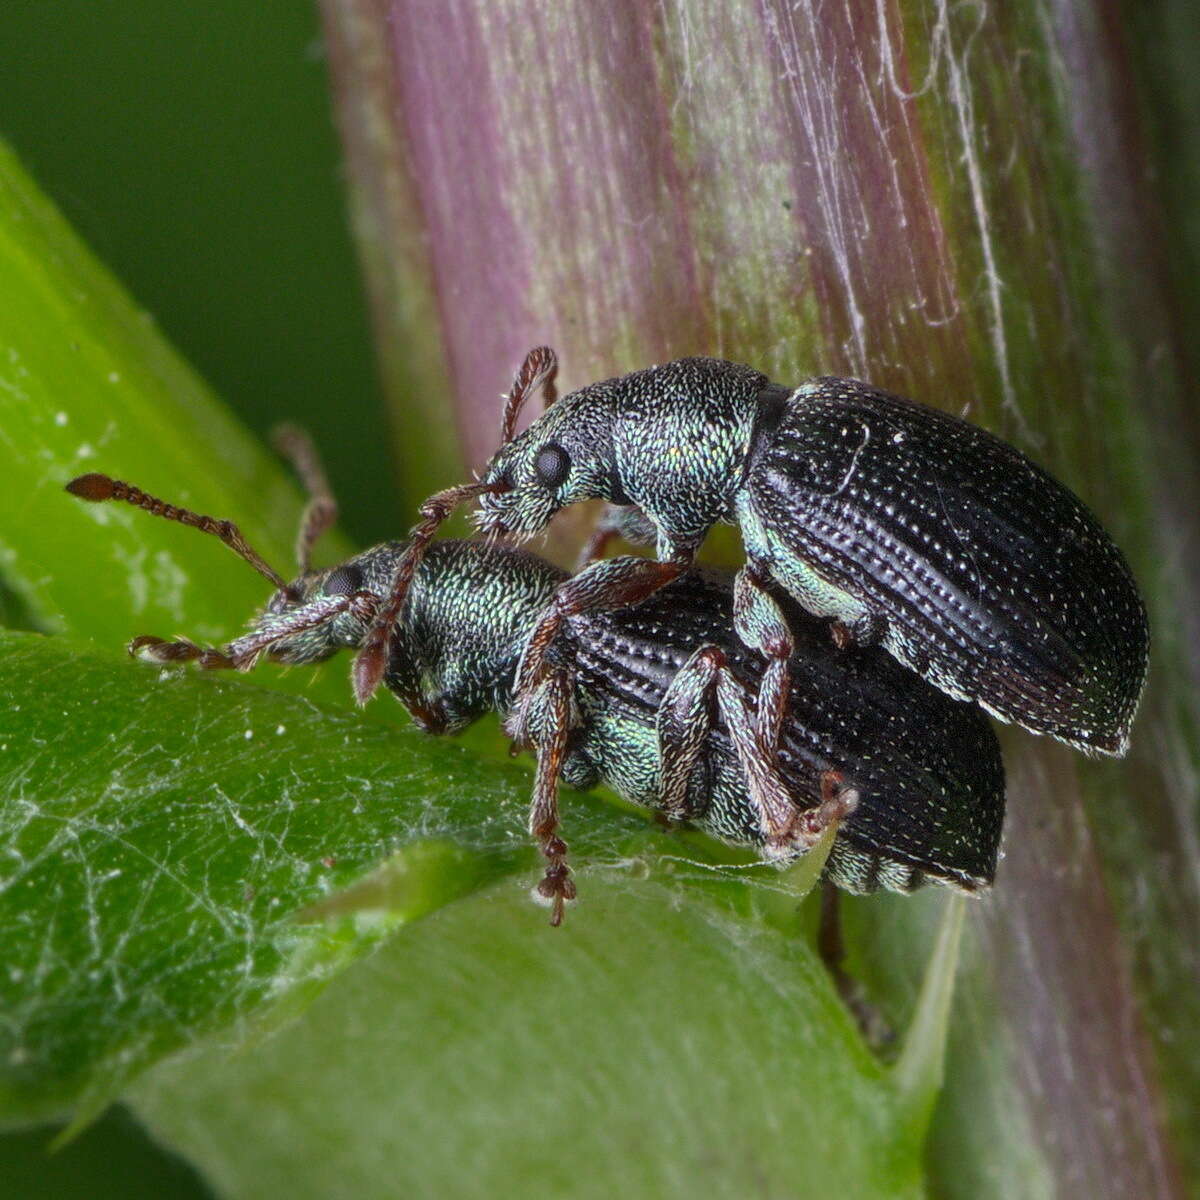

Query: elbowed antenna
65 472 290 592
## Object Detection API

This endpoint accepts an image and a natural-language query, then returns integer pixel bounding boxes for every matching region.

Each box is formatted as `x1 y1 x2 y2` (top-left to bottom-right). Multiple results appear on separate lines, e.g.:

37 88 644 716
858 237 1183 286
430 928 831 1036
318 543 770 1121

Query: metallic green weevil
364 349 1149 762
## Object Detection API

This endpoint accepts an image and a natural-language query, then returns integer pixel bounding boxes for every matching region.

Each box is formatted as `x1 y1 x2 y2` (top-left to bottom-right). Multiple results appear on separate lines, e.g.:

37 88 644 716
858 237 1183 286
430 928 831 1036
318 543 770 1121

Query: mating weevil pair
346 346 1147 913
67 425 1004 928
67 348 1147 929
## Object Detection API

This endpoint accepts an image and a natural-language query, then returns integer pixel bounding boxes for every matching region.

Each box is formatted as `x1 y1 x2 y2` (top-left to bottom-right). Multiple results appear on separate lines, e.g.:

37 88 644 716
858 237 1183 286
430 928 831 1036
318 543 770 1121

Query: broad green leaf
0 627 956 1197
128 882 924 1200
0 630 527 1125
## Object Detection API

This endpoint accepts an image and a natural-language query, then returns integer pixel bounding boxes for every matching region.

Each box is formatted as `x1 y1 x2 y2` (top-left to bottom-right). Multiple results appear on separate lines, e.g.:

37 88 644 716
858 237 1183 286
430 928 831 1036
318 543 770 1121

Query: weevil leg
575 503 659 570
508 555 691 747
271 423 339 572
523 666 580 926
713 656 860 857
655 645 725 820
352 478 501 706
817 879 895 1047
711 664 802 854
732 560 794 754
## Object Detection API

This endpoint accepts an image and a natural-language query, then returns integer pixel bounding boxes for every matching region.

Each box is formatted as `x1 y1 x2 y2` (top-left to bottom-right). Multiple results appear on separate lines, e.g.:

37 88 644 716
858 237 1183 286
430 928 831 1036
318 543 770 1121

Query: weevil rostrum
362 350 1149 765
66 427 1004 927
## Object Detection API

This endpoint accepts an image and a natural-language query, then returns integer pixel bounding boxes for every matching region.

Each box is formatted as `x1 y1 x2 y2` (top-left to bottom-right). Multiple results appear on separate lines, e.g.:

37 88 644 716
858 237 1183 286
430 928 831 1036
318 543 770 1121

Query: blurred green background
3 0 391 547
3 2 376 1192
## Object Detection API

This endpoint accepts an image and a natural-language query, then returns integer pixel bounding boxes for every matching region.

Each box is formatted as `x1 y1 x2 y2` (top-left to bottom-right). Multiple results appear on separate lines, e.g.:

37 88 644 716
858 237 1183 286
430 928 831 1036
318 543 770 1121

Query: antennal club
65 473 289 591
500 346 558 444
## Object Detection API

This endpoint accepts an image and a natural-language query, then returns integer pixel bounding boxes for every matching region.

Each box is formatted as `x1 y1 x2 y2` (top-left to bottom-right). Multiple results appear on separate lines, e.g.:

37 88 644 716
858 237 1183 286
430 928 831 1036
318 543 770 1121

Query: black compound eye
323 564 363 596
533 443 571 488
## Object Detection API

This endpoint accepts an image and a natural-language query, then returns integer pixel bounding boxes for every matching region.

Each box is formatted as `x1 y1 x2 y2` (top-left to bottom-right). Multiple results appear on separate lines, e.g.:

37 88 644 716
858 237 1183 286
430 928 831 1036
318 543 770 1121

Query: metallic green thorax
480 358 768 555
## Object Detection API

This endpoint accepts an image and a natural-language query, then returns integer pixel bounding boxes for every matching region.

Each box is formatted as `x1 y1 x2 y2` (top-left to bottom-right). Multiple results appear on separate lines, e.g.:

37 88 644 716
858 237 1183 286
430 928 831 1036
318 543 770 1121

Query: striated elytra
469 354 1149 758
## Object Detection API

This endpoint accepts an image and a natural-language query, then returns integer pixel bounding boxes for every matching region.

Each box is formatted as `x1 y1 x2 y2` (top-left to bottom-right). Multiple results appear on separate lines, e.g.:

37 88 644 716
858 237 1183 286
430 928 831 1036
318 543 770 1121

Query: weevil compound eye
533 443 571 489
324 564 364 596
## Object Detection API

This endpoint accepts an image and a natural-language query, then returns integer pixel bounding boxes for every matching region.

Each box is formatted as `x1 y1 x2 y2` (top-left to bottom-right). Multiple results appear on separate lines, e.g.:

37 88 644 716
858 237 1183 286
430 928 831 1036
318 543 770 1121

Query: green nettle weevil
66 426 1004 927
357 349 1150 765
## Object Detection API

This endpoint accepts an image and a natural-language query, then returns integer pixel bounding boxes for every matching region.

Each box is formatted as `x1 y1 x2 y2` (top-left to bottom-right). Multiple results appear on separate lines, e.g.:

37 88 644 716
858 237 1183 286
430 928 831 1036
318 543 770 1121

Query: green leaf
0 628 949 1197
128 883 921 1200
0 630 520 1125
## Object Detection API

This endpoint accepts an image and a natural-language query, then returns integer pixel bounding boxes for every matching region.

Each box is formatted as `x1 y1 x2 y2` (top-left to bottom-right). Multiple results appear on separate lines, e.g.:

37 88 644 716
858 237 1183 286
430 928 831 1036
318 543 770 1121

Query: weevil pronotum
66 428 1004 928
360 350 1149 764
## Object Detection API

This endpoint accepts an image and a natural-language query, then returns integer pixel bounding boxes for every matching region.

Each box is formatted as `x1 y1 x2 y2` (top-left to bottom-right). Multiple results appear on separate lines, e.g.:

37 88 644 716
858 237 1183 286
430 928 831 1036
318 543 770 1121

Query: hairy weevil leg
352 479 502 706
732 561 795 754
508 555 690 746
521 666 580 926
711 648 860 857
655 645 725 820
574 503 659 570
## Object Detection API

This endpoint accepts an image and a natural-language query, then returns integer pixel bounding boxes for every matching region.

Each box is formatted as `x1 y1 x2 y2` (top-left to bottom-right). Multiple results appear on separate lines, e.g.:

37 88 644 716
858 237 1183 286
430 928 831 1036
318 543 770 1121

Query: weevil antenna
129 588 375 672
351 478 505 705
65 473 289 591
500 346 559 444
272 423 339 572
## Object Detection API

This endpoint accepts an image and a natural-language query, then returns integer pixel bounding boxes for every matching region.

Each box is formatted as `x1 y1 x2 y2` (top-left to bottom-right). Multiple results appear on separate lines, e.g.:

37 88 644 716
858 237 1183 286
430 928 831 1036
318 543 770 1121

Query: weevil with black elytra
66 426 1004 928
365 349 1149 765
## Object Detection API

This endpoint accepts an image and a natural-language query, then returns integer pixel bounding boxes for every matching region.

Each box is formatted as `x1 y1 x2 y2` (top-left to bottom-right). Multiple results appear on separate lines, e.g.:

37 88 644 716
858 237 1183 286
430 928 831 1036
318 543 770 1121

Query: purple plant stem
322 1 1200 1192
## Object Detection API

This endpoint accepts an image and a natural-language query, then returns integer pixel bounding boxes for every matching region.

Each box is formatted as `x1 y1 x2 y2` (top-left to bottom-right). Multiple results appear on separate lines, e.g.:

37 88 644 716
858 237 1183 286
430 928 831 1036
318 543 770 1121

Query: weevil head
247 543 409 665
476 387 618 540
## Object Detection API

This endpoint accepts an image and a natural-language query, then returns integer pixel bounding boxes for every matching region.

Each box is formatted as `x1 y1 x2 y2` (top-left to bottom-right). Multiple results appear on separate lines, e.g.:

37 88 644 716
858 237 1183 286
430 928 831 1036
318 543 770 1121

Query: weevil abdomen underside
562 570 1005 894
743 378 1149 756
